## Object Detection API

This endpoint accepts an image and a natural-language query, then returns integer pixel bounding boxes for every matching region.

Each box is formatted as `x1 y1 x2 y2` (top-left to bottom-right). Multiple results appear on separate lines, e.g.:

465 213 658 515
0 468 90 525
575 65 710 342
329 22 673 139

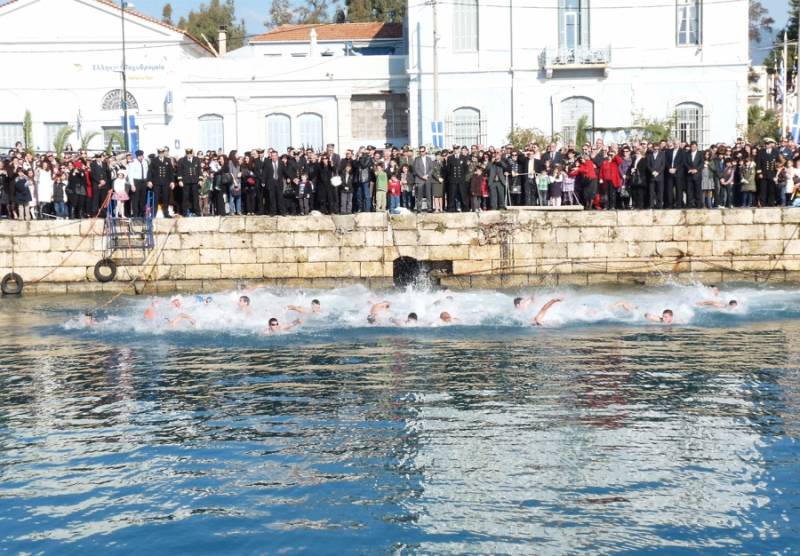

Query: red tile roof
251 22 403 43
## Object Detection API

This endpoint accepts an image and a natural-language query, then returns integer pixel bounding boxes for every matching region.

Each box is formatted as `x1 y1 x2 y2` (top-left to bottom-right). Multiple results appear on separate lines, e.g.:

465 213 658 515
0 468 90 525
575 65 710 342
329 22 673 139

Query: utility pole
432 0 439 125
783 31 788 138
121 0 130 152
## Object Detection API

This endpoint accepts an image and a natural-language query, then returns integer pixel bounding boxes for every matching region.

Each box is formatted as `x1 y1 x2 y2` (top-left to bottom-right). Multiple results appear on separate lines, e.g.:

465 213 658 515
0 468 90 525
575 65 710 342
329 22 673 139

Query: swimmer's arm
697 300 725 308
282 318 302 331
644 313 662 323
286 305 308 314
390 317 405 327
611 301 636 312
533 296 563 326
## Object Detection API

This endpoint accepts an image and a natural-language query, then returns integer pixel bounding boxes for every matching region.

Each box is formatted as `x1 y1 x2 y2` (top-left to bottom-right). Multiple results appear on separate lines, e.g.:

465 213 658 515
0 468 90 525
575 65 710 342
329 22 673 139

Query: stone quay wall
2 208 800 294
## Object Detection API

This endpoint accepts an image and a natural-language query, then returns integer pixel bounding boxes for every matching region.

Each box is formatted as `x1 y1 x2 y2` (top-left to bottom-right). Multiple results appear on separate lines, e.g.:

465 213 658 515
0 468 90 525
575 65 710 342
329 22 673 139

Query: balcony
539 46 611 78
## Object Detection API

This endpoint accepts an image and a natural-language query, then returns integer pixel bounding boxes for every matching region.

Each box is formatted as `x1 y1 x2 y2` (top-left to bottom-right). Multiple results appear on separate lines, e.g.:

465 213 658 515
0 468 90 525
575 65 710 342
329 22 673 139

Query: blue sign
431 121 444 149
792 113 800 144
120 115 138 153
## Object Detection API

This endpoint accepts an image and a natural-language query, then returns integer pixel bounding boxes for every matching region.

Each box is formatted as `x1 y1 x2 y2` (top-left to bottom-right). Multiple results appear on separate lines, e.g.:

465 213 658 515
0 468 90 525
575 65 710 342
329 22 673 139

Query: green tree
295 0 331 24
53 125 75 162
506 126 560 150
575 115 589 147
179 0 246 52
345 0 404 22
766 0 797 74
23 110 33 155
80 131 100 152
162 2 174 25
747 105 780 143
750 0 775 43
266 0 294 27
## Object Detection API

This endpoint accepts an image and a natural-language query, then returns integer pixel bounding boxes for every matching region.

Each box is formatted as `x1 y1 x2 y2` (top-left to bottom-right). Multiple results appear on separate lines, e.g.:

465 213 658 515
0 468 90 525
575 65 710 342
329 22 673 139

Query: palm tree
53 125 75 161
80 131 100 152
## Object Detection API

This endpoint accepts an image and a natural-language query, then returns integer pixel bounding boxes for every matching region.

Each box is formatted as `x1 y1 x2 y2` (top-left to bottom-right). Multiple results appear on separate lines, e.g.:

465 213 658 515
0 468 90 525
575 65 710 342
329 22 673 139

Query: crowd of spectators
0 136 798 220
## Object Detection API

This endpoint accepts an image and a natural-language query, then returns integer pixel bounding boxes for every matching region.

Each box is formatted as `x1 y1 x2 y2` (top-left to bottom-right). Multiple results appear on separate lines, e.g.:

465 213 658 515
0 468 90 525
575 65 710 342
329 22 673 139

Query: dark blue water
1 286 799 554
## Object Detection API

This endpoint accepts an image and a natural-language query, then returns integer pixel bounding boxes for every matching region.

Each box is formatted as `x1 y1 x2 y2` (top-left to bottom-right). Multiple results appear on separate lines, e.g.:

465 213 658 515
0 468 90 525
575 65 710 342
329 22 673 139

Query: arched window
101 89 138 111
198 114 224 152
266 113 292 154
298 113 323 151
450 107 481 147
561 96 594 145
675 102 703 145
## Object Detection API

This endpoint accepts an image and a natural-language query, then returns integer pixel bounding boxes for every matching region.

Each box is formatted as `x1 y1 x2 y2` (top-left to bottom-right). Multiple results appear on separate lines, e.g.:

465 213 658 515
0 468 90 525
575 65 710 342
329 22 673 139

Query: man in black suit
446 146 469 211
684 141 703 208
252 148 265 214
177 148 202 216
147 148 175 218
90 153 111 216
756 138 780 206
647 142 666 209
664 141 685 208
262 150 286 216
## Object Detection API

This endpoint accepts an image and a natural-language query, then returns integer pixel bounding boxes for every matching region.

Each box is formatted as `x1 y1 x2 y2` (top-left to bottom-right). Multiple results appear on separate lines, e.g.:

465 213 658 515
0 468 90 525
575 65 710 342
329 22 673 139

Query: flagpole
783 31 789 138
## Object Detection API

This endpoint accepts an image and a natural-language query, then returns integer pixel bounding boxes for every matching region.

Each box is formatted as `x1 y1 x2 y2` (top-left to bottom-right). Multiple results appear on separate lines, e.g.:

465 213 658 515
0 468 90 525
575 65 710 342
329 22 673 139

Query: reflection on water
0 293 799 554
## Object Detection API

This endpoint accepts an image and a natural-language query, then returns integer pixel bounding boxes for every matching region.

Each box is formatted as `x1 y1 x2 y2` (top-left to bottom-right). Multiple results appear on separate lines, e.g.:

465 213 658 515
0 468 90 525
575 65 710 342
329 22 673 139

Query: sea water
0 282 799 554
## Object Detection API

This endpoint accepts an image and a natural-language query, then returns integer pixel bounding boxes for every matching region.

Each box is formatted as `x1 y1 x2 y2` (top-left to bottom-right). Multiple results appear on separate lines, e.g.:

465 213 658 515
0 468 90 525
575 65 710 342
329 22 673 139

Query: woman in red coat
599 150 622 210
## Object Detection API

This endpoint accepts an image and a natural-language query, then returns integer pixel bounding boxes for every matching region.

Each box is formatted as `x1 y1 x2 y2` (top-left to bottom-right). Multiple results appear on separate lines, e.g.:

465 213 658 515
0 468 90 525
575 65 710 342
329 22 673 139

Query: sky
131 0 792 45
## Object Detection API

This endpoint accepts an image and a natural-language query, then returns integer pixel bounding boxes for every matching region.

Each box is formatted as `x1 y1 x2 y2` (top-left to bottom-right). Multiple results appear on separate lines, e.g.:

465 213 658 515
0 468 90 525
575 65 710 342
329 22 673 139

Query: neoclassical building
0 0 748 153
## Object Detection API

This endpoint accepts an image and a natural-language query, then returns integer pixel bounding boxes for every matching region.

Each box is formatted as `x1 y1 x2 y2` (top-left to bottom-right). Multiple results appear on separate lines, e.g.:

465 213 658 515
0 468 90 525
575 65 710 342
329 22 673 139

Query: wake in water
64 280 800 335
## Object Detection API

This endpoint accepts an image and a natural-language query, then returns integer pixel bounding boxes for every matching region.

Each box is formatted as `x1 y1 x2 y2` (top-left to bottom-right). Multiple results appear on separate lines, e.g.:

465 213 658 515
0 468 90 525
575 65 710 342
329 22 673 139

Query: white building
407 0 750 148
0 0 748 154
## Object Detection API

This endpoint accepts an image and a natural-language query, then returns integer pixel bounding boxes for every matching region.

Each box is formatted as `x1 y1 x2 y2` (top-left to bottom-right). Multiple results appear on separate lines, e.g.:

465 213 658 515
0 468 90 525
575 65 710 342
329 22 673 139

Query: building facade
0 0 749 154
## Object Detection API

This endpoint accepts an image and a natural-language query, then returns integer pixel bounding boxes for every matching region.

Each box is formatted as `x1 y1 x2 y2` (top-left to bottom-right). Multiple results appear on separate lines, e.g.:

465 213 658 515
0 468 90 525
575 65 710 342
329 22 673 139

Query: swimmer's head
311 299 321 312
239 295 250 307
407 312 418 322
204 296 213 305
440 311 452 323
728 300 738 308
513 297 524 308
662 309 674 323
709 285 720 296
367 314 377 324
268 317 279 330
170 297 181 309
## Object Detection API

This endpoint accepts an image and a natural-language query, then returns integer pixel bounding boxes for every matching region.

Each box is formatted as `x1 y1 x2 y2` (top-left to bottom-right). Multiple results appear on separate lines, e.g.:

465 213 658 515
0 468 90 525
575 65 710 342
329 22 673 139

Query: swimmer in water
697 299 738 310
83 311 97 327
392 312 418 327
439 311 459 324
238 295 253 315
265 317 301 334
645 309 674 324
532 296 564 326
514 295 536 310
287 299 322 314
367 301 391 324
167 296 196 327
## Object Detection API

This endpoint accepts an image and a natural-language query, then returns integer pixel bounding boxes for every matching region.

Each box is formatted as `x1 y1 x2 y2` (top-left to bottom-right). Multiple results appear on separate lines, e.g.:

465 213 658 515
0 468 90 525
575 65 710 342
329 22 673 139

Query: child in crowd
740 156 756 208
14 168 32 220
388 172 401 211
777 160 790 207
536 160 551 206
200 170 212 216
481 167 489 210
549 164 564 207
112 169 129 218
297 171 311 215
399 164 412 209
562 167 576 205
374 162 387 211
470 166 484 212
52 171 67 218
720 158 739 206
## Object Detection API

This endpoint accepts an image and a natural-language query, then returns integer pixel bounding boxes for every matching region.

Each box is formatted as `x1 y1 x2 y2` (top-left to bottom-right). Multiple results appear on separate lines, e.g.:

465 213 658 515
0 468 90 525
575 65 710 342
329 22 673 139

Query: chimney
309 28 318 57
218 25 227 56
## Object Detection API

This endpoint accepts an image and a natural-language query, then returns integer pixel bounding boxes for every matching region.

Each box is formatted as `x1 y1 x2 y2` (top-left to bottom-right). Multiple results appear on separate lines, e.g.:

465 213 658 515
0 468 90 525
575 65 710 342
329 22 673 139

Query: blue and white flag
431 121 444 149
791 113 800 144
776 58 785 105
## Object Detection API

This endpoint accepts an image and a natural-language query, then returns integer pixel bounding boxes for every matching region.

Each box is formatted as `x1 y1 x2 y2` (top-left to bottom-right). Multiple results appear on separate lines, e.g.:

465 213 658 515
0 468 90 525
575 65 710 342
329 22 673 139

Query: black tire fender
94 259 117 283
0 272 23 295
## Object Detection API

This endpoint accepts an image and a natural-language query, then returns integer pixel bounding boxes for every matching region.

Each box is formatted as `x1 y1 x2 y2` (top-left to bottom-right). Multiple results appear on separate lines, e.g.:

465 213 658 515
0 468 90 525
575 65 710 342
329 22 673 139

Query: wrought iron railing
538 46 611 68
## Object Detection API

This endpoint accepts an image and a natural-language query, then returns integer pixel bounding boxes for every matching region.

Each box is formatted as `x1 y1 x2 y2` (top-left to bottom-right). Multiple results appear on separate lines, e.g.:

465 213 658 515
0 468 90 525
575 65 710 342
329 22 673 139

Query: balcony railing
539 46 611 77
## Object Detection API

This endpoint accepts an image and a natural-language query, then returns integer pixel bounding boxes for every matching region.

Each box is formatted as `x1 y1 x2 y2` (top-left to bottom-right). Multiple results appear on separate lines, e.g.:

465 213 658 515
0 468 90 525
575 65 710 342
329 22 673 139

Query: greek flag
792 113 800 144
776 58 785 105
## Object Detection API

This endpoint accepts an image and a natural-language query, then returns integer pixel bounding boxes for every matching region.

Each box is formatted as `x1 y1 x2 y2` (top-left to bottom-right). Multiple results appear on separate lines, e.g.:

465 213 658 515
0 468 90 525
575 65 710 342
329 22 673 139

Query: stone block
555 227 580 243
177 217 220 233
469 244 502 260
652 211 686 226
384 245 428 261
417 229 462 246
725 225 765 241
168 265 186 280
765 224 796 240
500 274 529 288
579 211 618 226
684 210 723 225
557 273 589 286
245 218 279 232
220 263 263 279
628 242 656 257
185 264 221 280
579 227 610 242
587 273 621 285
689 260 721 273
364 231 391 247
428 245 469 260
199 249 231 264
783 240 800 255
672 226 703 241
13 236 50 251
686 241 713 257
360 262 392 278
307 247 341 262
228 249 256 264
539 259 572 274
567 242 595 259
325 261 360 277
478 211 512 226
655 241 688 257
470 275 503 288
573 259 607 273
712 240 741 256
700 226 723 241
616 210 655 226
331 214 357 232
172 279 205 292
278 247 306 263
354 212 388 229
252 232 294 248
452 259 493 275
218 216 246 232
531 227 557 243
541 243 567 258
389 230 419 246
254 247 284 263
594 242 628 258
340 246 383 262
163 249 200 265
753 208 782 224
297 262 328 278
388 214 418 230
279 215 336 232
292 232 320 247
263 262 299 278
338 231 367 247
722 209 755 225
512 243 543 260
742 240 785 256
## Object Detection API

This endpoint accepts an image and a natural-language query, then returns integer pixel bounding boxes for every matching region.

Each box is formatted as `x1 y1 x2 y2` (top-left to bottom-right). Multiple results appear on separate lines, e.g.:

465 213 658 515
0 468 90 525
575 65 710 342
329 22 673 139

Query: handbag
220 173 233 186
331 175 342 187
